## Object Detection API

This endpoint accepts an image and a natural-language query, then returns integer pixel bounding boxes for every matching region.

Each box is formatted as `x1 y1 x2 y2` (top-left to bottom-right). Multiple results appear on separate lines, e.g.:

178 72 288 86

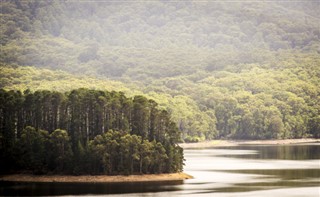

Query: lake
1 143 319 196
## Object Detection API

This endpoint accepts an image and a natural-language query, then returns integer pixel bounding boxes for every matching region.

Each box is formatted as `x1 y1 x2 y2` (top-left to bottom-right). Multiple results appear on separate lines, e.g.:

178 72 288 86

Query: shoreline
179 138 320 149
0 173 193 183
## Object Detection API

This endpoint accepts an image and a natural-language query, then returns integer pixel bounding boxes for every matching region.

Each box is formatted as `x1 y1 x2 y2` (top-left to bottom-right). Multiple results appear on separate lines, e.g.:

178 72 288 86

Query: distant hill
1 1 319 140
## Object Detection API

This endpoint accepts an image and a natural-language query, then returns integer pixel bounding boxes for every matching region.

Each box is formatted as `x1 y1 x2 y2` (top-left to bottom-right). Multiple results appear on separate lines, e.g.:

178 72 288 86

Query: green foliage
49 129 73 173
0 88 183 175
18 126 49 174
0 65 131 93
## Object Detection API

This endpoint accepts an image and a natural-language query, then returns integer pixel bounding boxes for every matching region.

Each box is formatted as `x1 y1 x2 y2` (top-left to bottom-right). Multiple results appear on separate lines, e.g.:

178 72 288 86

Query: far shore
179 138 320 149
0 173 193 183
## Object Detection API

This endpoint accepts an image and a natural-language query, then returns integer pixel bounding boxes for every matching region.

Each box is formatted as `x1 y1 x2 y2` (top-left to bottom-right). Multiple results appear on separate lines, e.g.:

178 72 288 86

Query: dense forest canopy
0 0 319 141
0 88 183 175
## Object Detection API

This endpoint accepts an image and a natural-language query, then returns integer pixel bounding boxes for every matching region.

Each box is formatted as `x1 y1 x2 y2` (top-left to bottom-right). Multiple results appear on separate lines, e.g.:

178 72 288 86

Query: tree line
1 64 319 142
0 88 183 175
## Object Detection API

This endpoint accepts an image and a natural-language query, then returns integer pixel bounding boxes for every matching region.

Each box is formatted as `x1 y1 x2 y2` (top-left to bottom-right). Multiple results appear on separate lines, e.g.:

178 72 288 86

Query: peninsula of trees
0 88 184 175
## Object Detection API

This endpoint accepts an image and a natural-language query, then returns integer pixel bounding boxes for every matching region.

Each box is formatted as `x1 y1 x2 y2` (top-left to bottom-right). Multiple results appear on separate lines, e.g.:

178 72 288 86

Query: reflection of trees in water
216 145 320 160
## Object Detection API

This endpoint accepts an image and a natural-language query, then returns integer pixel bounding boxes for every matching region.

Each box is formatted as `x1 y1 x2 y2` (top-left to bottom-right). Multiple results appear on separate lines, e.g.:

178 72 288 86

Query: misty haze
0 0 319 196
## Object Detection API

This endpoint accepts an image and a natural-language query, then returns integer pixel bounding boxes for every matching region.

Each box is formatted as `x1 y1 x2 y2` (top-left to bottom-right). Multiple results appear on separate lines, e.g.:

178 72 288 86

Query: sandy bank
180 138 320 149
0 173 193 183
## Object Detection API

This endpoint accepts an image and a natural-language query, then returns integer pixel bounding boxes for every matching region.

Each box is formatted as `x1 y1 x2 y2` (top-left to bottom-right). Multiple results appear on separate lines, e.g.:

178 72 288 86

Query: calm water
1 143 319 196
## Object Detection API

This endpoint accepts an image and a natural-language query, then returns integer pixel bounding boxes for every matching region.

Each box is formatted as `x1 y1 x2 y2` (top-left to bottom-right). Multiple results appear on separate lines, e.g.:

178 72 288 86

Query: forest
0 88 183 175
0 0 319 142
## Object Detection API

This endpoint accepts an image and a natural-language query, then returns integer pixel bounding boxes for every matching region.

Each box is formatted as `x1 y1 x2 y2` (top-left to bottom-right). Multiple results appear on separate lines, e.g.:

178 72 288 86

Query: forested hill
1 1 320 140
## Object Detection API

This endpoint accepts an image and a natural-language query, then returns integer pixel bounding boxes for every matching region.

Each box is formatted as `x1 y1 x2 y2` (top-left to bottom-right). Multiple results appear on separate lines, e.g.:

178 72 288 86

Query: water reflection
0 180 183 196
215 144 320 160
183 144 320 196
221 169 320 180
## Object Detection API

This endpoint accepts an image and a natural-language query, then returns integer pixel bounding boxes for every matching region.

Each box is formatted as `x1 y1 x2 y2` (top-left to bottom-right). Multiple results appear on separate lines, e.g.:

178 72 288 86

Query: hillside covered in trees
0 88 183 175
1 0 319 141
